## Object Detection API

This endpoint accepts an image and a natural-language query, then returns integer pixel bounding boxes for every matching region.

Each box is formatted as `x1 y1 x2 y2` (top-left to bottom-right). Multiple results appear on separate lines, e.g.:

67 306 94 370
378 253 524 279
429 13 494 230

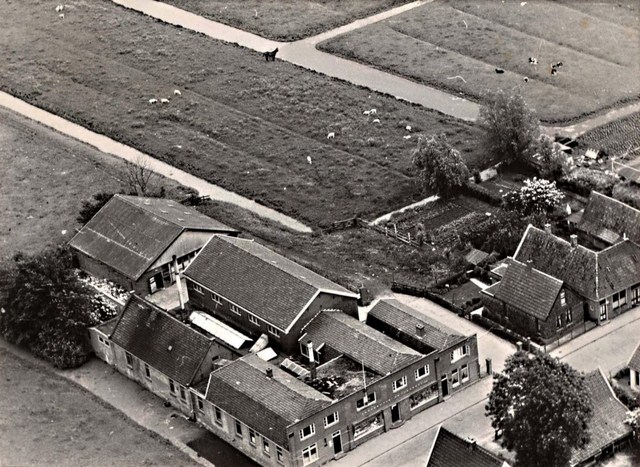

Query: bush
560 168 618 197
612 181 640 209
503 178 564 215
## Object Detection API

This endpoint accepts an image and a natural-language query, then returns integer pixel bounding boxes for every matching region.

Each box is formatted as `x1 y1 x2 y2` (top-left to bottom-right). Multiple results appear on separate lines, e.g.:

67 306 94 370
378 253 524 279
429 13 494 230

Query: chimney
307 341 315 363
467 437 477 451
265 368 273 378
310 363 317 380
570 234 578 247
415 324 425 337
544 223 552 234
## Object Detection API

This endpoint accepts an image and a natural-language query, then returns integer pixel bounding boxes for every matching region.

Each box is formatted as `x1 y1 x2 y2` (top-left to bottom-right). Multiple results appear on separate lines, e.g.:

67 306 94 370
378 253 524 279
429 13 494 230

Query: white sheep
148 98 158 104
160 98 170 104
174 89 181 96
403 135 412 140
55 5 64 12
370 109 377 115
327 132 335 139
307 156 312 165
406 125 412 131
372 118 380 124
363 110 371 115
59 13 64 18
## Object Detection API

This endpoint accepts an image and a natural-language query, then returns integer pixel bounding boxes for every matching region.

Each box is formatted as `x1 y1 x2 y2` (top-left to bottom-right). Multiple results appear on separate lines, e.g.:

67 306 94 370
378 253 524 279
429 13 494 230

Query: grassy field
577 112 640 157
0 107 191 260
0 0 483 228
319 0 640 123
161 0 412 41
0 347 196 466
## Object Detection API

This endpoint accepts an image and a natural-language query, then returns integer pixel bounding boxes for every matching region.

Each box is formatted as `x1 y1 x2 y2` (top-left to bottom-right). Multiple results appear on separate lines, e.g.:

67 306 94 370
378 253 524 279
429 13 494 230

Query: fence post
394 224 398 237
408 232 411 242
385 226 388 237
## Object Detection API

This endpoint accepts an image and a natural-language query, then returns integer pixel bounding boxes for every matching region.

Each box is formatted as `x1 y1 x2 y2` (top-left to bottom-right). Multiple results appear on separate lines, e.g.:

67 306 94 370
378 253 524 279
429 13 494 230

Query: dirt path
0 92 312 234
545 101 640 139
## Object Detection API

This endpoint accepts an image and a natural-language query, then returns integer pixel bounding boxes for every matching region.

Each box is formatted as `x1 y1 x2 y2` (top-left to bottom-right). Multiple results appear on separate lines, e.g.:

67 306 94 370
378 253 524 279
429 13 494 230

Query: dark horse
263 48 278 61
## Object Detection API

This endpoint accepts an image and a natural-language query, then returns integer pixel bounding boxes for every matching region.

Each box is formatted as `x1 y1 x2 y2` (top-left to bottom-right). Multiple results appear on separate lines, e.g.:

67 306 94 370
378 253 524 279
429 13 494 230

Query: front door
332 431 342 455
441 375 449 397
149 272 163 293
391 404 400 423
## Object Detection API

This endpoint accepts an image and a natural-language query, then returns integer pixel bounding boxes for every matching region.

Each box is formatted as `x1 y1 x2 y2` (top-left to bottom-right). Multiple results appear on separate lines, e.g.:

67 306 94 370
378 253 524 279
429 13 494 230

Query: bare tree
125 155 156 195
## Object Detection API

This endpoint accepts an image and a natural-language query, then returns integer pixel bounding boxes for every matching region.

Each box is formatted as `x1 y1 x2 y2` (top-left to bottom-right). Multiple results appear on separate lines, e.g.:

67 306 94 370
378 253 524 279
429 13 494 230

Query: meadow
320 0 640 123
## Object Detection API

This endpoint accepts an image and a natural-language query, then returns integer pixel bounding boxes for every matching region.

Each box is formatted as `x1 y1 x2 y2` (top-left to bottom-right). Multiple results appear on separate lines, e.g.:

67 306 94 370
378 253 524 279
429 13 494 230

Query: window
556 315 562 328
613 290 627 310
461 364 469 382
144 363 151 380
324 411 339 428
356 392 376 411
214 407 223 426
98 335 110 347
267 324 280 337
197 397 204 412
169 379 176 395
392 376 407 392
451 369 460 387
125 352 133 368
300 342 310 358
302 444 318 466
560 290 566 307
566 309 572 324
263 439 270 456
632 287 640 305
211 292 222 305
230 304 241 315
415 365 430 381
410 385 438 410
450 345 470 363
249 429 257 446
192 283 203 294
248 315 260 326
276 447 284 463
179 386 187 401
299 423 315 441
599 300 607 321
235 420 243 438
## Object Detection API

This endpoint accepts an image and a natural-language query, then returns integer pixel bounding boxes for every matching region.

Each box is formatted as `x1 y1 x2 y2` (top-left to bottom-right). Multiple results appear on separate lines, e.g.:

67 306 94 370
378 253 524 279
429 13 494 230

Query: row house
183 235 359 354
90 295 236 416
366 298 480 397
70 195 238 297
483 224 640 343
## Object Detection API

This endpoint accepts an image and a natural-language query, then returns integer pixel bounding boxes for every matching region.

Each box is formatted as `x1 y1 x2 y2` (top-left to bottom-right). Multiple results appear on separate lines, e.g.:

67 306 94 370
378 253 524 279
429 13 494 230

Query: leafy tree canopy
0 247 98 368
77 192 114 225
411 134 470 199
479 90 540 166
486 351 593 467
503 178 565 216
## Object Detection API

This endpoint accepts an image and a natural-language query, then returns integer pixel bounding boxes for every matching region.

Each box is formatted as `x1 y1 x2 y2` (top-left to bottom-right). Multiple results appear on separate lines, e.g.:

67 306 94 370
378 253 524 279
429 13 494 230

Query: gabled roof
367 298 465 351
107 295 213 386
69 195 237 280
570 370 633 466
577 192 640 245
301 310 422 376
464 248 489 266
628 342 640 373
514 226 640 300
426 426 508 467
184 236 357 331
205 354 331 447
491 258 563 321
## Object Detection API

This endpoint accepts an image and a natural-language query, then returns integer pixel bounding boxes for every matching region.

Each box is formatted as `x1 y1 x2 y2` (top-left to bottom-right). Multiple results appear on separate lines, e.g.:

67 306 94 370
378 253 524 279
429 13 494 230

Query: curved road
0 92 312 234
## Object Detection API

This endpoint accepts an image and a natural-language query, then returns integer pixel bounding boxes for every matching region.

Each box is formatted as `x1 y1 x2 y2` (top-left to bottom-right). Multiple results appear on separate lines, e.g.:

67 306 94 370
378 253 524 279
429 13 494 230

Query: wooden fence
368 223 422 248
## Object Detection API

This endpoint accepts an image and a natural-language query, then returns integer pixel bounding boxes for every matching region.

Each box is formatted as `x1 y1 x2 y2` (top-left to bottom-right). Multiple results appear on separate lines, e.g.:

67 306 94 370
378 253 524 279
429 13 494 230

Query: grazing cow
523 76 529 82
263 48 279 61
528 57 538 65
495 68 505 74
327 132 335 139
555 62 563 68
551 67 558 76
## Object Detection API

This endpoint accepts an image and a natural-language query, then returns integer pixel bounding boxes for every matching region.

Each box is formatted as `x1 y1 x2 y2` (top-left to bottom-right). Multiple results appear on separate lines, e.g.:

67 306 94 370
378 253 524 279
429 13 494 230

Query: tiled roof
301 310 422 376
570 370 632 466
367 299 465 351
493 259 563 320
69 195 236 280
514 226 640 300
108 295 213 386
205 354 331 447
426 426 507 467
628 342 640 372
577 192 640 245
184 236 357 331
465 248 489 266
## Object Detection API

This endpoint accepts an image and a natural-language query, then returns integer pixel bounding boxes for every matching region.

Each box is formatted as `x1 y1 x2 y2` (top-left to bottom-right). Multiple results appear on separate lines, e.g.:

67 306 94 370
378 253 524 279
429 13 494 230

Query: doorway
391 404 400 423
149 272 163 293
332 431 342 455
441 375 449 398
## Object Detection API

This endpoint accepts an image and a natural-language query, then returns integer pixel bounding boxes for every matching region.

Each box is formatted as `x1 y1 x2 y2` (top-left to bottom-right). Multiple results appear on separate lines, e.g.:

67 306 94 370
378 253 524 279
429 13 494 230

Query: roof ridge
509 257 564 284
336 312 420 356
116 194 184 230
591 191 640 214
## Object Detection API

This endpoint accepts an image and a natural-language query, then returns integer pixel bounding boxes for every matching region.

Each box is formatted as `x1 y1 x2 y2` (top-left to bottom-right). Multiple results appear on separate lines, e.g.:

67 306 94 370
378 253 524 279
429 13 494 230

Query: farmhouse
183 235 359 354
90 295 236 416
366 298 480 397
425 426 509 467
70 195 238 297
196 309 447 466
569 191 640 249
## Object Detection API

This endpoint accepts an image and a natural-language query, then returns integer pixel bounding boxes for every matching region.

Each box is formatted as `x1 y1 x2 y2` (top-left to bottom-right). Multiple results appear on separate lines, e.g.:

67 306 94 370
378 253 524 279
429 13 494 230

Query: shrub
503 178 564 215
612 181 640 209
560 168 618 197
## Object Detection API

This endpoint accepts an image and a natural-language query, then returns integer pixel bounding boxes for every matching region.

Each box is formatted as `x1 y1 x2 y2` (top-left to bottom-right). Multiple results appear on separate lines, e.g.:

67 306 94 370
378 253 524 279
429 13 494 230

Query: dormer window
560 290 566 307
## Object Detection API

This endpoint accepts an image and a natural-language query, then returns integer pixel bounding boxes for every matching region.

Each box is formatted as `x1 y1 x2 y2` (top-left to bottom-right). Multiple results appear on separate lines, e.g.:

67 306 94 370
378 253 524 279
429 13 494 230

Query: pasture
0 0 482 228
320 0 640 123
161 0 412 41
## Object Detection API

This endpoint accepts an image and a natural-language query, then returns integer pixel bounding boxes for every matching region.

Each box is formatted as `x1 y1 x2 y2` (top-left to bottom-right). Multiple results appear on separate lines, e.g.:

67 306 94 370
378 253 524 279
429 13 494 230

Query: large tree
411 134 470 199
479 90 540 166
486 351 593 467
0 247 99 368
502 178 565 216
